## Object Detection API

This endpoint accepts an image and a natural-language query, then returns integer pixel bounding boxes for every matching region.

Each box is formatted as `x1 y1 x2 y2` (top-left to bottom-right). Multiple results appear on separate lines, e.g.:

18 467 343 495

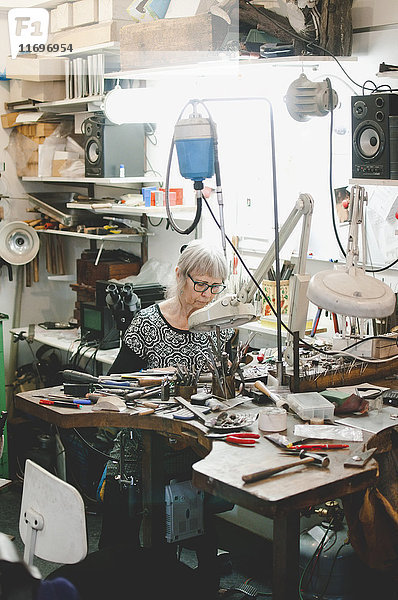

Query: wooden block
57 2 74 30
72 0 98 27
120 13 228 70
49 19 131 50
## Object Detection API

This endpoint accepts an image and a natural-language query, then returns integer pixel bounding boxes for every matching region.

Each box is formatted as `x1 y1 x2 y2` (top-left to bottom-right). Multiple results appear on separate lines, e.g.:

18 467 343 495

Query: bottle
119 164 125 178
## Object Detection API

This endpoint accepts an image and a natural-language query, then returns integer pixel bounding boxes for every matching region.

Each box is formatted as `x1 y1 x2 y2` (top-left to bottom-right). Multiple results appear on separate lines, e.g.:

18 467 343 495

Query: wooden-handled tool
254 381 289 410
242 450 330 483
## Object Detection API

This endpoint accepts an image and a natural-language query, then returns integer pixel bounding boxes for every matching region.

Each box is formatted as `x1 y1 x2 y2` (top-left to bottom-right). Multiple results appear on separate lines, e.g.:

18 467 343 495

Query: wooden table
15 387 379 600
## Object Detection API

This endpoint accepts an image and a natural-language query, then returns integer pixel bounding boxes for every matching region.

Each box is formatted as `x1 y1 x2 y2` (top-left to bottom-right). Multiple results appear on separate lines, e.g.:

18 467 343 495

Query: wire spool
0 221 40 265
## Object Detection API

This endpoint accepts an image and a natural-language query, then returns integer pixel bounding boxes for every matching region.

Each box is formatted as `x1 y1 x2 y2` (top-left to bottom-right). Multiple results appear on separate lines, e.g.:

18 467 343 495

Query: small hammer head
299 449 330 468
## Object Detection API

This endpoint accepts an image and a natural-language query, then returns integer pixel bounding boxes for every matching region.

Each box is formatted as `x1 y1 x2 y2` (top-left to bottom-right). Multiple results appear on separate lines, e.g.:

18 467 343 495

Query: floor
1 477 398 600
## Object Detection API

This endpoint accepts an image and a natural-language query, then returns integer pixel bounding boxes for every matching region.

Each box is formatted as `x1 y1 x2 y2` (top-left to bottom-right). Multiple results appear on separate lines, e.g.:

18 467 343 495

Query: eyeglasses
187 273 226 295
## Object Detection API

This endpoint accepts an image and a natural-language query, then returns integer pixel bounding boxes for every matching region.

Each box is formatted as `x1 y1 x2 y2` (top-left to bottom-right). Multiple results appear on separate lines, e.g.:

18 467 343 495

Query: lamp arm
237 193 314 304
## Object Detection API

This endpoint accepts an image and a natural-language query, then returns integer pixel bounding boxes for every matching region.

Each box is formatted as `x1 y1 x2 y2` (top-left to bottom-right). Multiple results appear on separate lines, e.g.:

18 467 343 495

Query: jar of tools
212 374 236 400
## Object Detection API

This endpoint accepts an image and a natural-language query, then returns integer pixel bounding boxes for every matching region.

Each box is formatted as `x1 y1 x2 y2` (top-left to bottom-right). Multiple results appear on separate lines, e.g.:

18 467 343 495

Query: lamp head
285 73 338 122
307 265 396 318
187 294 257 332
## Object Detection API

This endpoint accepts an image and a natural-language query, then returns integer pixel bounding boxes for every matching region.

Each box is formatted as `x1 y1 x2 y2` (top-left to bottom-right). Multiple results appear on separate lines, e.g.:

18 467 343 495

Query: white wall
0 6 397 379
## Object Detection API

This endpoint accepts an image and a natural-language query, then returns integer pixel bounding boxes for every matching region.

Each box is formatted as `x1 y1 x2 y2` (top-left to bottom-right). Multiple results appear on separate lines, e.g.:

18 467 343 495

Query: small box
52 151 79 177
261 279 290 316
142 186 157 207
57 2 74 30
73 0 98 27
288 392 335 422
160 188 183 205
1 112 20 128
99 0 131 21
49 20 131 50
6 56 66 81
150 190 165 206
50 8 61 33
9 79 65 103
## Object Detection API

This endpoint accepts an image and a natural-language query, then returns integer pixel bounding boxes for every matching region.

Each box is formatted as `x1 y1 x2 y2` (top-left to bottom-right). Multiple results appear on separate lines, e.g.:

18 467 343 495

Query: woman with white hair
100 239 235 596
110 238 233 373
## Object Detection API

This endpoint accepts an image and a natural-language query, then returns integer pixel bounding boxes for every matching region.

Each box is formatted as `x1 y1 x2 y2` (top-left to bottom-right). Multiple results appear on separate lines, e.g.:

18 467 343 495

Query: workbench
14 386 380 600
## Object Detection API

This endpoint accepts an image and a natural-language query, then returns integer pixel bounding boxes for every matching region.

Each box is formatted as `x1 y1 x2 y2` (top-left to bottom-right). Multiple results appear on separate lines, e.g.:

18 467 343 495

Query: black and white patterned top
109 303 234 374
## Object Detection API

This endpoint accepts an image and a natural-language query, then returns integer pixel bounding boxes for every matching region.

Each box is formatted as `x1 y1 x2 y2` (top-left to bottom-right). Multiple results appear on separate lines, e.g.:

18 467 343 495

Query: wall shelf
37 95 104 114
36 229 152 242
349 178 398 186
65 202 197 222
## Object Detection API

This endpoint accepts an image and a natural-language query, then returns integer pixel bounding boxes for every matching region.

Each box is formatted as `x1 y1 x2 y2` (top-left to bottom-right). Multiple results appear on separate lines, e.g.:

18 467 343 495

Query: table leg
273 511 300 600
141 430 165 548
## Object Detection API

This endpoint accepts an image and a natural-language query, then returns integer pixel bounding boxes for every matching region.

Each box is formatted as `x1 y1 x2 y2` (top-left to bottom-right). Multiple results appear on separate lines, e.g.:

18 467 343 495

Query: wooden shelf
349 178 398 186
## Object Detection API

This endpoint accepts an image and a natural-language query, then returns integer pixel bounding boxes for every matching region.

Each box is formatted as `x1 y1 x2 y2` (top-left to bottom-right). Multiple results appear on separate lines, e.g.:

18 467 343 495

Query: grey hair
167 239 228 298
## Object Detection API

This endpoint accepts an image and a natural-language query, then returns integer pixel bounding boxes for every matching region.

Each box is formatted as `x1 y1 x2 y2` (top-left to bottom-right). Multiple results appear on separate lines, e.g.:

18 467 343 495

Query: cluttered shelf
22 176 160 185
36 229 153 242
65 201 198 221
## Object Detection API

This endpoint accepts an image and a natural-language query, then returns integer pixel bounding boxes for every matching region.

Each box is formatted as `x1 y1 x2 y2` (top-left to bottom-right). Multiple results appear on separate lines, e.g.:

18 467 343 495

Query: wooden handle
242 457 314 483
33 254 39 282
254 381 289 410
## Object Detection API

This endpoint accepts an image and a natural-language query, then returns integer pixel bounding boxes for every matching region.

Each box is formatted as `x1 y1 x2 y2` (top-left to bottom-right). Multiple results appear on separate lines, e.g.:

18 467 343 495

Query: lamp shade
103 87 167 124
307 265 396 318
188 294 257 331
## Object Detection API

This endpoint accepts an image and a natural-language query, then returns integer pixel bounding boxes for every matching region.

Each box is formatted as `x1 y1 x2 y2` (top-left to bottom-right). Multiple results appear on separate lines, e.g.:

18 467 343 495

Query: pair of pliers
206 432 260 446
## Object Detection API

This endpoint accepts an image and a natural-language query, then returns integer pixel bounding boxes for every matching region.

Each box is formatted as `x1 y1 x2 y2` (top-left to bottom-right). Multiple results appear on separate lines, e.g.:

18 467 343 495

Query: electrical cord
202 194 398 363
244 0 398 93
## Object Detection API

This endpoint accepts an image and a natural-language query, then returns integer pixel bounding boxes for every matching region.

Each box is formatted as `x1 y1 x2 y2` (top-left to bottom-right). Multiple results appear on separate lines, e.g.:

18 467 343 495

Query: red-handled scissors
207 433 260 446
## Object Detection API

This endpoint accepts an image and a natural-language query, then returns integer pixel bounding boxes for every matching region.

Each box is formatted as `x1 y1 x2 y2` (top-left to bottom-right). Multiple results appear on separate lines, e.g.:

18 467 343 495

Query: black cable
244 1 398 93
72 427 119 462
319 542 348 599
148 216 163 227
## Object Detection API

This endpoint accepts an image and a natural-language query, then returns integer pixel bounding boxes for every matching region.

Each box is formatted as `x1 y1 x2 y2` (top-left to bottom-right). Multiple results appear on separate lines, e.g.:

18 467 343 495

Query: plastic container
142 186 157 207
287 392 335 422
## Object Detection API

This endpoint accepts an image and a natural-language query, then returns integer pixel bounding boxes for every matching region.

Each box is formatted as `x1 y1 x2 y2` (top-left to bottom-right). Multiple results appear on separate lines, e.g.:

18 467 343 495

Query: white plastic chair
19 459 87 576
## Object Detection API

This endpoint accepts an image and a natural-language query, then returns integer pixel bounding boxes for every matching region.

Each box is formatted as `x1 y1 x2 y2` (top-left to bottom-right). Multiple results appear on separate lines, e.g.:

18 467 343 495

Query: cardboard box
371 334 398 359
261 279 290 316
6 56 66 81
1 112 20 128
49 20 131 50
57 2 74 30
73 0 98 27
52 151 79 177
9 79 65 103
17 123 59 137
99 0 132 21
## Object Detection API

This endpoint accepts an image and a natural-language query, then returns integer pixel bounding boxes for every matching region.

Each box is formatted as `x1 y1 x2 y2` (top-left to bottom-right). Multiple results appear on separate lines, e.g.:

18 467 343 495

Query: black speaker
84 118 146 178
351 93 398 179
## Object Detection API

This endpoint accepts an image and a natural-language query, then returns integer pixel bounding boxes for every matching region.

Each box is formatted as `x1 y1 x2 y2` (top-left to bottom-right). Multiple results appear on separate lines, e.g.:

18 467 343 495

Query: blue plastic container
142 186 157 207
175 138 215 182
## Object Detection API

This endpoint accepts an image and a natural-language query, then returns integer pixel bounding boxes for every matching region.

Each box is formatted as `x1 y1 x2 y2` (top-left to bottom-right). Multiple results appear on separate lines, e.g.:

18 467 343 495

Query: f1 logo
8 8 49 59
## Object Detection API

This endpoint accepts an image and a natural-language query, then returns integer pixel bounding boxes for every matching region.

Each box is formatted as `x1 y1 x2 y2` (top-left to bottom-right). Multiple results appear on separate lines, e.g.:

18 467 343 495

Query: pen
287 443 349 450
39 399 81 409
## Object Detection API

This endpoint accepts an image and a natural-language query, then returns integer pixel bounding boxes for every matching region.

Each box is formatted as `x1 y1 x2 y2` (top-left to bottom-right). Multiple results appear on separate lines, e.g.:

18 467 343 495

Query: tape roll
0 221 40 265
258 406 287 433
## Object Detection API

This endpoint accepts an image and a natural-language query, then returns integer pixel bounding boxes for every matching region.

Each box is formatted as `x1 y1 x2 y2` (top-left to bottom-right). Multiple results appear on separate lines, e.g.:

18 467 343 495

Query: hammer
242 450 330 483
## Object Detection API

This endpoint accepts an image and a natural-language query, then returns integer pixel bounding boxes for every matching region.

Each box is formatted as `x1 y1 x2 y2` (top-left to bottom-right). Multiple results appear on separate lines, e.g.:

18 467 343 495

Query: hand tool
344 447 376 468
286 443 349 450
39 400 81 409
242 450 330 483
253 381 289 410
206 432 260 446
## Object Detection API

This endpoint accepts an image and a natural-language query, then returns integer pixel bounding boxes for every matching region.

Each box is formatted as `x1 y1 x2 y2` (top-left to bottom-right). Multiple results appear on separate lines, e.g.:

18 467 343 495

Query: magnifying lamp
307 185 396 318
